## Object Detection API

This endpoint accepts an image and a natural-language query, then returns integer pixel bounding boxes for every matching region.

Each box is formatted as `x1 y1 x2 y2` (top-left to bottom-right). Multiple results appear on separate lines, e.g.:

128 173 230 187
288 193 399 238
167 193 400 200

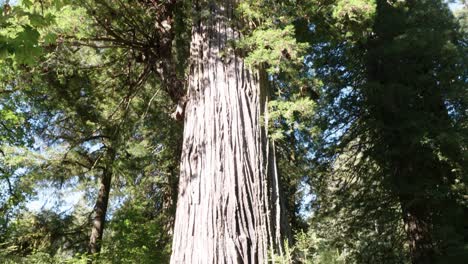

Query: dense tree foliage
309 1 467 263
0 0 466 263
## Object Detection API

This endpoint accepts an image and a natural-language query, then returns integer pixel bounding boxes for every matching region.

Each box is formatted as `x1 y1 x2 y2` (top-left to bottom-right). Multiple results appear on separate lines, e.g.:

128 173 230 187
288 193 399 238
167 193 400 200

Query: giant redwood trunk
170 1 287 263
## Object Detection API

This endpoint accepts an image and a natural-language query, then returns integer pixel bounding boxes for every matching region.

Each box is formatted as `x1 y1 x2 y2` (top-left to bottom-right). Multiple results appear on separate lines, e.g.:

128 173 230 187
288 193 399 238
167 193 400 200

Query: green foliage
0 0 61 65
268 232 347 264
310 0 467 262
236 1 311 75
0 208 89 263
239 25 308 74
100 200 171 263
332 0 376 40
2 0 182 262
310 142 411 263
268 97 316 141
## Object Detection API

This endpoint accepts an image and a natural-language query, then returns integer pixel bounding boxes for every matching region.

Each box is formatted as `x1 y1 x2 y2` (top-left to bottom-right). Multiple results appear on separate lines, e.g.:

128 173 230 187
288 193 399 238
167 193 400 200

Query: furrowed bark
170 1 287 263
88 148 116 255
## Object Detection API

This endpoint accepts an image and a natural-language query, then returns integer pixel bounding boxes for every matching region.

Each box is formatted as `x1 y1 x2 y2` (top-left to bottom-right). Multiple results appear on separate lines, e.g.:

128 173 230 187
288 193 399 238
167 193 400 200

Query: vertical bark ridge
170 1 286 263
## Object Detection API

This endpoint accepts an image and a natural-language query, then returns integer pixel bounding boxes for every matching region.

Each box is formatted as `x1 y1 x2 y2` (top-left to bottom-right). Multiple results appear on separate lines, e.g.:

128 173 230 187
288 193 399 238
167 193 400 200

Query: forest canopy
0 0 466 263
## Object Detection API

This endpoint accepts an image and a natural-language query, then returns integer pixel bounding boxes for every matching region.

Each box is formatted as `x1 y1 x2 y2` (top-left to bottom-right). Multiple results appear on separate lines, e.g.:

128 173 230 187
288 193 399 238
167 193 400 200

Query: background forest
0 0 467 263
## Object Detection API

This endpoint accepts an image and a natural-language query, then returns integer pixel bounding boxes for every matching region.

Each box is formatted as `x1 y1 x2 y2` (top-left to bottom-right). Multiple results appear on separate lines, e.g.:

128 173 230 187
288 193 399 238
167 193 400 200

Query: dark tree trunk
170 1 288 263
88 149 115 255
399 195 435 264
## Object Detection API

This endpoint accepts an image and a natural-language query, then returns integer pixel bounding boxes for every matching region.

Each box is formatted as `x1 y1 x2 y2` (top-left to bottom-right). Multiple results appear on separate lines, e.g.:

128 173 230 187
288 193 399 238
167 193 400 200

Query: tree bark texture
88 149 116 255
170 1 287 263
399 195 435 264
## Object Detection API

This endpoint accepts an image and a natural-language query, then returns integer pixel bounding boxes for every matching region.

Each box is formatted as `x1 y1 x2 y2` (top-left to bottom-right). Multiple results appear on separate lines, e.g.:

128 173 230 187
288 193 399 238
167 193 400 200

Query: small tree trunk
170 1 287 263
88 149 115 255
